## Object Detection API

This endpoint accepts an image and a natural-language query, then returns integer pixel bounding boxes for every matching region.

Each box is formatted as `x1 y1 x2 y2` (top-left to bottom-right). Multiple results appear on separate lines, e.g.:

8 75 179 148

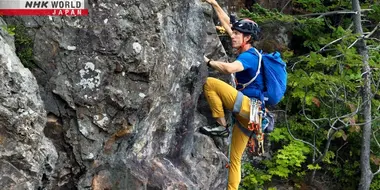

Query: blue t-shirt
235 48 264 99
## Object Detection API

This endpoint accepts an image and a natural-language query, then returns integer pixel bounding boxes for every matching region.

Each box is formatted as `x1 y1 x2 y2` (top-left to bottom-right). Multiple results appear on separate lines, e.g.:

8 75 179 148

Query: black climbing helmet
231 19 260 41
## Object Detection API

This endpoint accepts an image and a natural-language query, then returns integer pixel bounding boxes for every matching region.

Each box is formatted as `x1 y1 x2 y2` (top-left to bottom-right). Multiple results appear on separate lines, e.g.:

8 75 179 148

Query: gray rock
1 0 295 188
2 0 232 189
0 19 58 189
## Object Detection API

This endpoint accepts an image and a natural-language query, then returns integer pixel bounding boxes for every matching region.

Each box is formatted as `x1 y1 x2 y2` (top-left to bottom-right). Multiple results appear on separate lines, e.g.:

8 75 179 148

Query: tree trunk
352 0 374 189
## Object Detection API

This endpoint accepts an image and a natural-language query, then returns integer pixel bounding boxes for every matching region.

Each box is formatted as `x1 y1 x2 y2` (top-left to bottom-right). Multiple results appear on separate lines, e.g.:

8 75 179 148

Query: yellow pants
203 77 252 190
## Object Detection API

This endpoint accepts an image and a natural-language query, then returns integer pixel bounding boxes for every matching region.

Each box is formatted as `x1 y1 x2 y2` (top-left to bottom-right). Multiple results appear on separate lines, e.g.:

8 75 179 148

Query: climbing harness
232 97 265 155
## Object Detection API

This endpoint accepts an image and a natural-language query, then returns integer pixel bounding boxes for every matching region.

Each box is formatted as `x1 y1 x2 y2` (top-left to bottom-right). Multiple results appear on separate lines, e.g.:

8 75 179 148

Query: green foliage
322 151 335 164
241 163 272 189
293 0 326 12
293 0 352 13
367 4 380 23
371 175 380 190
268 127 290 143
11 24 36 68
241 135 311 189
326 159 360 188
266 141 310 178
238 0 380 188
1 25 15 35
293 18 326 51
307 163 321 170
240 4 295 24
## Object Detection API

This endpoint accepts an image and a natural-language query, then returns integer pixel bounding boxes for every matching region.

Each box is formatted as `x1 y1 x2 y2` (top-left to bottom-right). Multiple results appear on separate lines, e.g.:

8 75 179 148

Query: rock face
0 0 292 189
0 19 58 189
1 1 231 189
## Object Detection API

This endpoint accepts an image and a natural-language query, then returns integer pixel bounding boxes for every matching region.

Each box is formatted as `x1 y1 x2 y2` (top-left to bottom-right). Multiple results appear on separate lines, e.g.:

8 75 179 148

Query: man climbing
199 0 264 189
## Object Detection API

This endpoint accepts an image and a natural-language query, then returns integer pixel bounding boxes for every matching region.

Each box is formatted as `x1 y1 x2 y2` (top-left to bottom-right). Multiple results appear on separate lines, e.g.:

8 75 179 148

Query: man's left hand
204 56 210 63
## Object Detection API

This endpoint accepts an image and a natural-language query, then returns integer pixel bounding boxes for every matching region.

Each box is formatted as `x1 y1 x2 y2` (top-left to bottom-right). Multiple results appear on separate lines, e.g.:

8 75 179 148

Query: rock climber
199 0 264 189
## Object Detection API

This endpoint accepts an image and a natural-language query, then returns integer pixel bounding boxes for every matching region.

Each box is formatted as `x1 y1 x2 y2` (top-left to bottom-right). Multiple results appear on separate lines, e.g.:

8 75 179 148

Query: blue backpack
243 48 287 105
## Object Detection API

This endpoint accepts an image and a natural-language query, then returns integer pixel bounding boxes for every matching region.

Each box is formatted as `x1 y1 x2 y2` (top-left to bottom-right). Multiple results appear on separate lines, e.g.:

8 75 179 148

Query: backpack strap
237 48 262 89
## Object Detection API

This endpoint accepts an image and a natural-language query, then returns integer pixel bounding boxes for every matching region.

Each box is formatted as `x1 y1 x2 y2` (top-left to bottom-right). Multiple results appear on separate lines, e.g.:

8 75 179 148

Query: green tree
352 0 379 189
236 1 380 189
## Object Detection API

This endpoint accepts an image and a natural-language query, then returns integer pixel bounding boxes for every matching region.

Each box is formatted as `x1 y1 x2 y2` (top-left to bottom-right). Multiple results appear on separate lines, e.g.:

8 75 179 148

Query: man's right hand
203 0 217 6
202 0 232 37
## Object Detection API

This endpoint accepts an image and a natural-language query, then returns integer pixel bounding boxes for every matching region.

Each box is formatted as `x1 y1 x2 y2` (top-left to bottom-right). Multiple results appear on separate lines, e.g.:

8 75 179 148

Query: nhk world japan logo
0 0 88 16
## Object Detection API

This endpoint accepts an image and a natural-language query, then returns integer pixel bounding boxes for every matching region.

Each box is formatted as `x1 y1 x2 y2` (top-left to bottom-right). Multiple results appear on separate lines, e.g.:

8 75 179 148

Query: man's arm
205 0 233 37
205 56 244 74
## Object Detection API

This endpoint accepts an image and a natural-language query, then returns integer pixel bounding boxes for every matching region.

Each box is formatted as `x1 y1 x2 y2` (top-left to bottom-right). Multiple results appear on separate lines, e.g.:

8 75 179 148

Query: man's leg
203 77 250 119
216 117 227 126
203 77 252 189
228 121 250 190
200 77 237 137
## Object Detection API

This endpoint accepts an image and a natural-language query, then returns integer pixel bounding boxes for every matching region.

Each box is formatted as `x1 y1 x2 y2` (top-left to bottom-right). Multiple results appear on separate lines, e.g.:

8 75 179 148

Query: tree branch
348 38 361 49
319 97 332 108
320 37 344 52
347 22 380 49
290 35 346 69
354 116 380 126
374 128 380 134
367 37 380 42
286 116 323 156
289 21 378 70
302 10 358 17
375 167 380 175
281 0 292 13
373 130 380 148
364 22 380 38
290 54 310 71
336 142 348 163
297 9 372 18
300 87 361 127
332 54 344 59
371 68 380 95
314 128 338 164
302 88 323 129
282 102 323 156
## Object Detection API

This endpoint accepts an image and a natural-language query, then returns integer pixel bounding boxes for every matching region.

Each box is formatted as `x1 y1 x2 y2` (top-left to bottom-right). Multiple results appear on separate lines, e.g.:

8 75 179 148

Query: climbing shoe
199 124 230 138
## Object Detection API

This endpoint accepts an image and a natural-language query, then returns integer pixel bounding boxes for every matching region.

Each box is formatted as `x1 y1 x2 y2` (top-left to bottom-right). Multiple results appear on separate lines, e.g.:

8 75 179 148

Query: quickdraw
247 98 264 155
